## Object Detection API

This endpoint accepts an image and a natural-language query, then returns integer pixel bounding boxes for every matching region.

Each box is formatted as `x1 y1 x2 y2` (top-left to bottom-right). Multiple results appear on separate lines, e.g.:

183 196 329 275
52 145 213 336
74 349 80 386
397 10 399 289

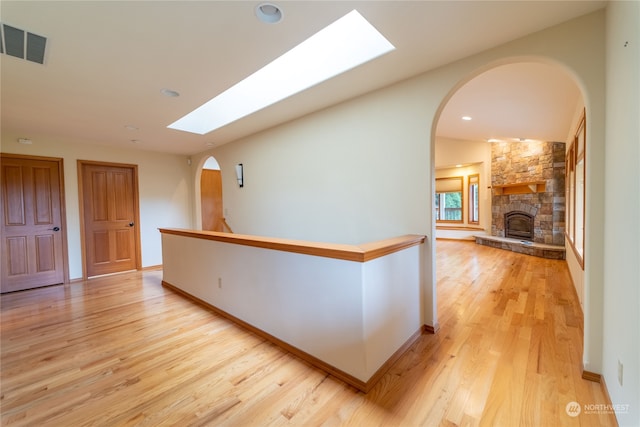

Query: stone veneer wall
491 141 565 245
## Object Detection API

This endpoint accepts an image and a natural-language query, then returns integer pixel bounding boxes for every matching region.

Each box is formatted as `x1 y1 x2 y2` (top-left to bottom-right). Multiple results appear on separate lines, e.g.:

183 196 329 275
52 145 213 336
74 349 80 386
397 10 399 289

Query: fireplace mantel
492 181 546 195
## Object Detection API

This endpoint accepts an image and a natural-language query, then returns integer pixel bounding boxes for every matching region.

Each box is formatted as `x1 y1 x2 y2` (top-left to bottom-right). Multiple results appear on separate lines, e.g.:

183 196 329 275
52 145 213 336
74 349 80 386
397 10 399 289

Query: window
468 174 479 224
566 146 574 244
566 111 585 267
168 10 395 135
435 177 463 222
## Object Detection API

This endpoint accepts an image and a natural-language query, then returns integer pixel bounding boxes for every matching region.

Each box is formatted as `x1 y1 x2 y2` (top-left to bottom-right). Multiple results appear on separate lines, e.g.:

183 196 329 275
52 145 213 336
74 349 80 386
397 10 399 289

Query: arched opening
200 156 226 232
431 57 589 364
434 60 583 240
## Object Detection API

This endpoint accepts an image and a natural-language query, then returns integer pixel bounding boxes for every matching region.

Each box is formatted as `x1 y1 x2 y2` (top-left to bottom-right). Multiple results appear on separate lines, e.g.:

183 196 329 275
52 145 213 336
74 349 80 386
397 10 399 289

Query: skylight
168 10 395 135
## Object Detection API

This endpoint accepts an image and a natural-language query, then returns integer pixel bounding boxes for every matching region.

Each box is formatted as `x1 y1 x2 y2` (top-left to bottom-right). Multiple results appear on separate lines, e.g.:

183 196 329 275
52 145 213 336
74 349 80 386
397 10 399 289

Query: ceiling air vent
1 22 47 64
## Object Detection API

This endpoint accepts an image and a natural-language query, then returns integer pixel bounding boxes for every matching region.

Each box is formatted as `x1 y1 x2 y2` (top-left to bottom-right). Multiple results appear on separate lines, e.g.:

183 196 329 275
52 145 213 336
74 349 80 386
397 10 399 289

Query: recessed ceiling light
256 3 283 24
161 88 180 97
124 125 139 131
18 138 32 144
169 10 395 135
462 116 472 121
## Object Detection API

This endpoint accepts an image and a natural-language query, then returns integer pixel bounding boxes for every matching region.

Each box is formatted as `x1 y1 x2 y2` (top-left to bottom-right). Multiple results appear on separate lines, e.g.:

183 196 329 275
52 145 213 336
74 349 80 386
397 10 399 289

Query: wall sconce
235 163 244 188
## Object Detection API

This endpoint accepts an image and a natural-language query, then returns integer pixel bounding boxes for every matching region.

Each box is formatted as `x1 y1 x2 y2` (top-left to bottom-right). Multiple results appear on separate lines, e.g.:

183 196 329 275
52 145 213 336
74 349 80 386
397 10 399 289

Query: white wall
603 1 640 425
0 138 193 279
193 11 607 360
161 232 423 382
195 73 439 328
161 232 366 379
363 247 421 375
202 80 433 245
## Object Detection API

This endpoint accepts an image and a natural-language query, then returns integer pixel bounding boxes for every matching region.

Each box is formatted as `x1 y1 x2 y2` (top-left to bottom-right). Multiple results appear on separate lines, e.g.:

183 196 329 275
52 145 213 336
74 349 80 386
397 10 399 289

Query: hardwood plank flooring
1 241 617 426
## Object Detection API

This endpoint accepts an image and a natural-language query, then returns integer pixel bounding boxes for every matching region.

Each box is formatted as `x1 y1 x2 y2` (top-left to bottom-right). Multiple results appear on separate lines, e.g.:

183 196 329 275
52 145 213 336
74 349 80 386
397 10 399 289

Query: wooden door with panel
1 156 66 292
79 162 140 278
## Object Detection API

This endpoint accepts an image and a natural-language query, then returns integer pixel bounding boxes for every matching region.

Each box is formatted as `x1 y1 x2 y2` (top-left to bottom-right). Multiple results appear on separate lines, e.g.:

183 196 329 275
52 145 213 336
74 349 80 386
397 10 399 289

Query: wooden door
1 155 66 293
201 169 223 231
79 162 140 278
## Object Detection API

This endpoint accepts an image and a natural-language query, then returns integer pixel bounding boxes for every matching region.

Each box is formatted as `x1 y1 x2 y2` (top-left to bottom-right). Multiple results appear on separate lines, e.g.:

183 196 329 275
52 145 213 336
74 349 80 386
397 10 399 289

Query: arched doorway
434 61 584 248
432 58 590 365
200 156 224 231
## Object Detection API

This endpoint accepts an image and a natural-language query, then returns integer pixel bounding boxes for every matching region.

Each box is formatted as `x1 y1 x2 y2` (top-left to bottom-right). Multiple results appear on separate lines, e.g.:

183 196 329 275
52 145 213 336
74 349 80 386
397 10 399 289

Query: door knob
128 222 134 227
49 226 60 232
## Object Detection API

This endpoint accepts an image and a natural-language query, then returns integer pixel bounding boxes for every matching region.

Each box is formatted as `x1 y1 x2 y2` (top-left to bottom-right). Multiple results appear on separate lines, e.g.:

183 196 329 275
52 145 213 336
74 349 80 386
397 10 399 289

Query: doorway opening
431 58 586 363
200 156 231 232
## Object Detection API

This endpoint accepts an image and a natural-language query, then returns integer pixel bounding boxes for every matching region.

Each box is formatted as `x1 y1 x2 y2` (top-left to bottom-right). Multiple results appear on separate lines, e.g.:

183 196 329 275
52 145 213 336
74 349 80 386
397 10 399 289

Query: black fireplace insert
505 211 534 241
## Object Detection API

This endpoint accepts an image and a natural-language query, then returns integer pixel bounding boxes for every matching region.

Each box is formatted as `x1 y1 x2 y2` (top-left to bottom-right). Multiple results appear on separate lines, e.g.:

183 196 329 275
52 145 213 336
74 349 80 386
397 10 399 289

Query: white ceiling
1 1 602 156
437 61 583 143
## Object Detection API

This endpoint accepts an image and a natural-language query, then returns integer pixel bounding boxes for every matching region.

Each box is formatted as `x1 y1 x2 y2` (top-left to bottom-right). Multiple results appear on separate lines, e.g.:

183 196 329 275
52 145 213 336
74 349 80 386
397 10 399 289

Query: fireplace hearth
505 211 534 241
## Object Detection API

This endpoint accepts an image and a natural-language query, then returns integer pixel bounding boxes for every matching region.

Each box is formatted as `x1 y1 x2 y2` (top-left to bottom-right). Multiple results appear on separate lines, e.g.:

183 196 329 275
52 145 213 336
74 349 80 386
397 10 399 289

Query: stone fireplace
476 140 566 259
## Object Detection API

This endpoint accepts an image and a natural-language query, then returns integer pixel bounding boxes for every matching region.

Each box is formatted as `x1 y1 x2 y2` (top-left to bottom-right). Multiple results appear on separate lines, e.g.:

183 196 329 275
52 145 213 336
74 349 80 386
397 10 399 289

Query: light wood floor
1 240 617 426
